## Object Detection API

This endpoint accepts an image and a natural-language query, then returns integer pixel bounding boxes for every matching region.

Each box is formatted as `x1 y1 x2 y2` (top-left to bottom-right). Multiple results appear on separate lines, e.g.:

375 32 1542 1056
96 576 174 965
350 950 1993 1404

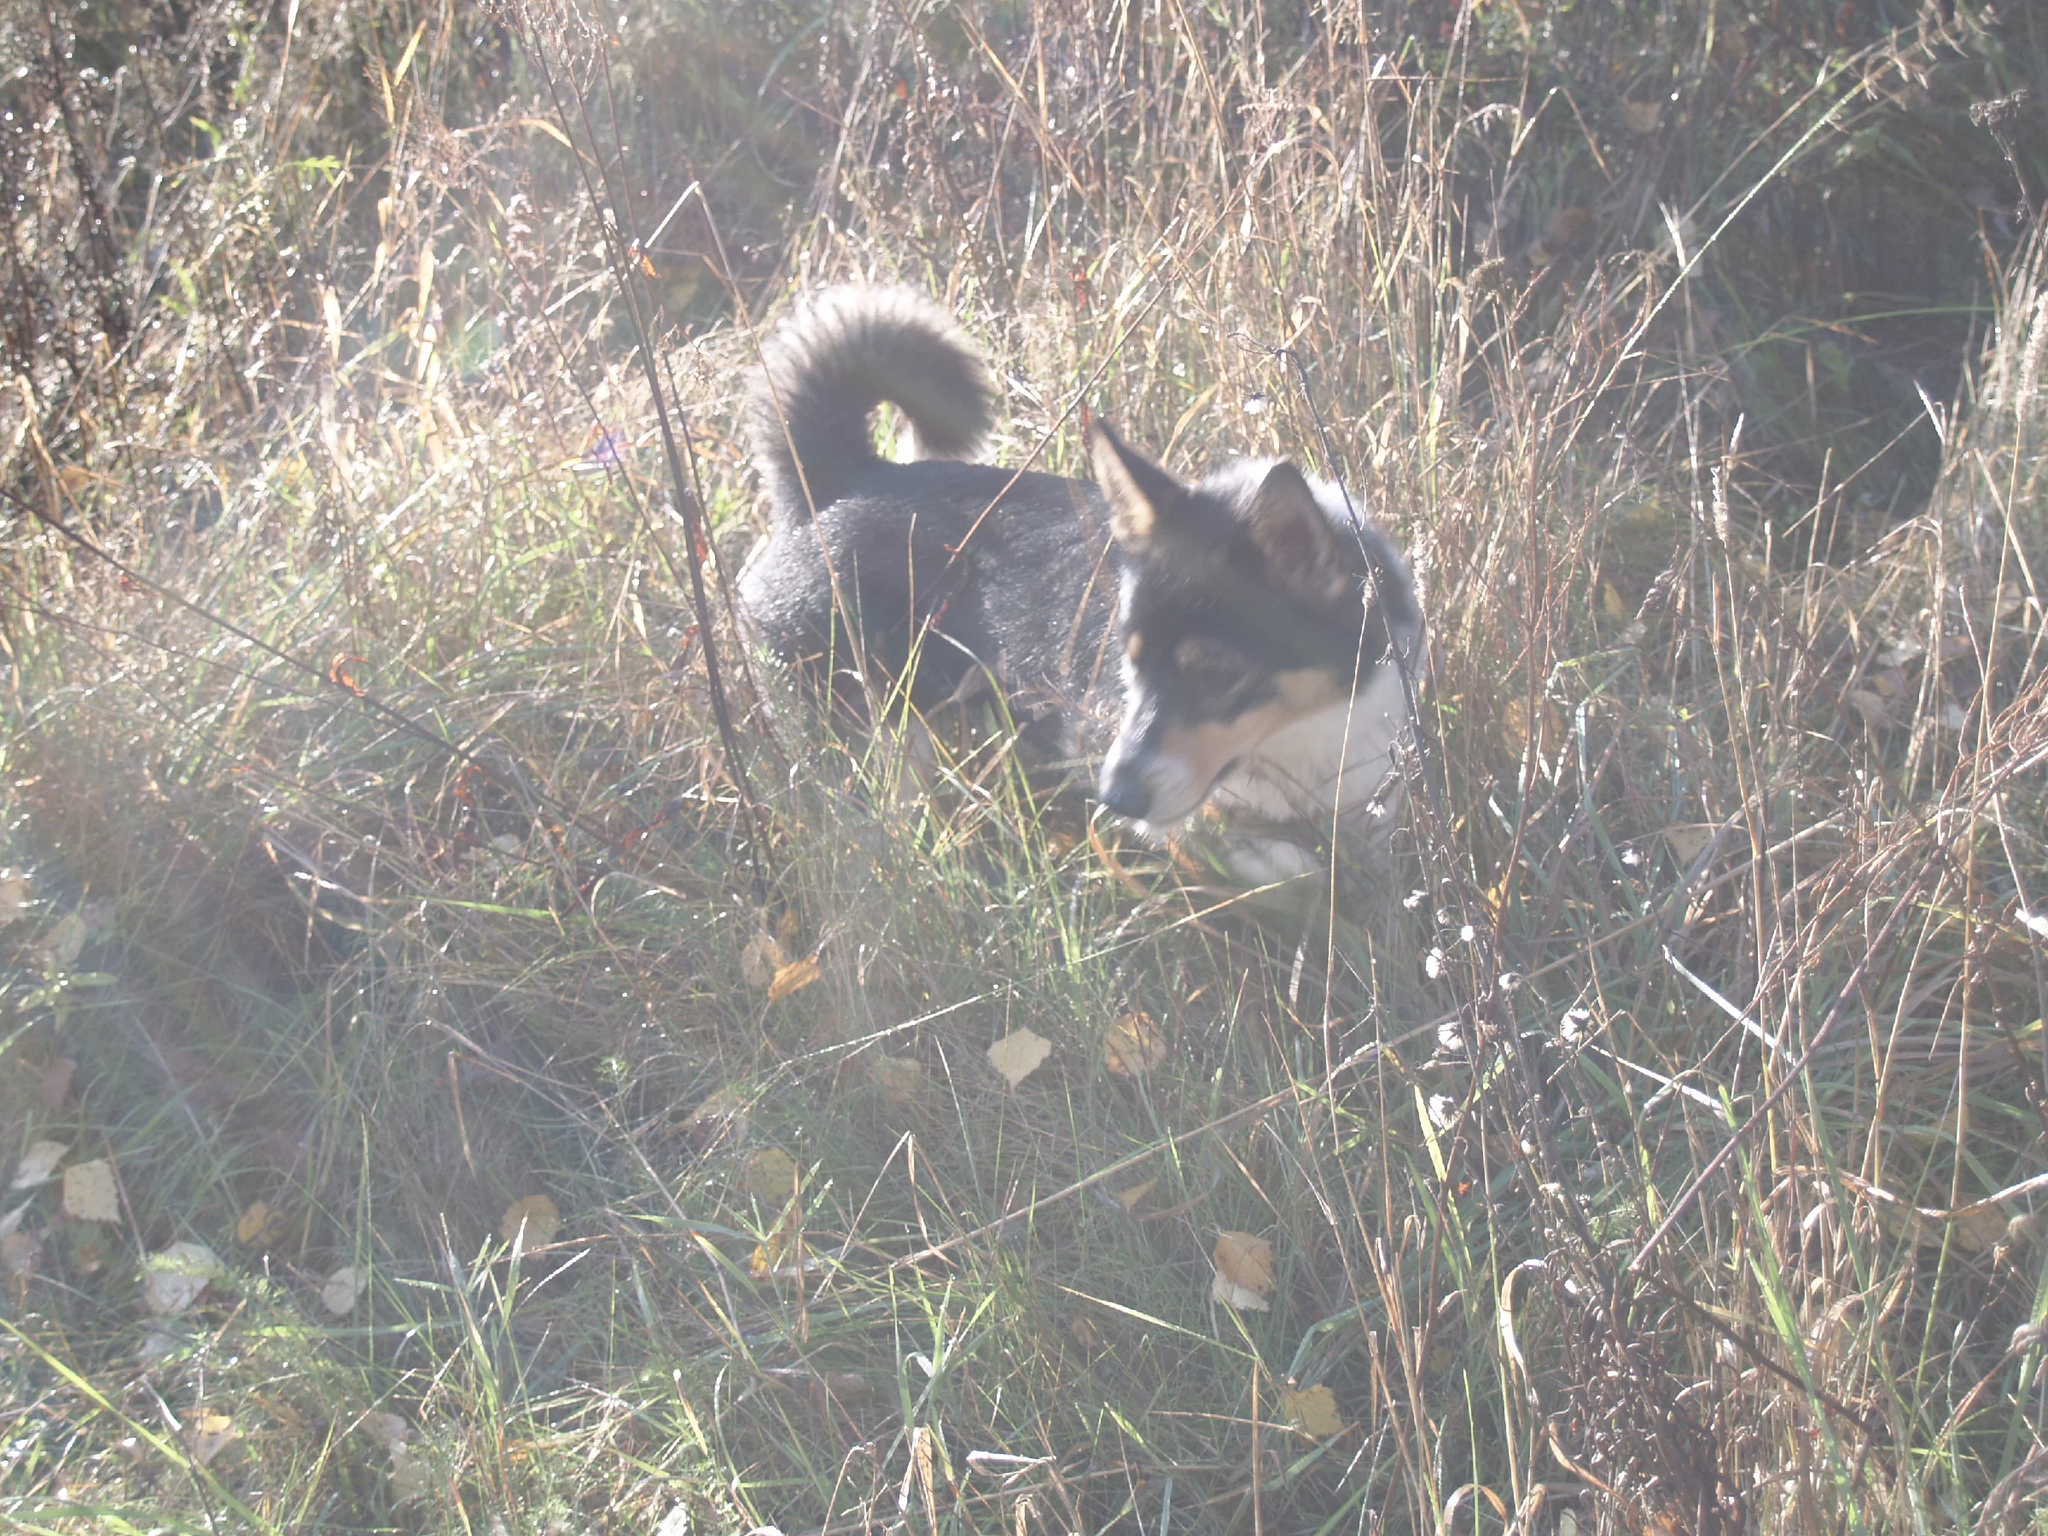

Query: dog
736 285 1424 881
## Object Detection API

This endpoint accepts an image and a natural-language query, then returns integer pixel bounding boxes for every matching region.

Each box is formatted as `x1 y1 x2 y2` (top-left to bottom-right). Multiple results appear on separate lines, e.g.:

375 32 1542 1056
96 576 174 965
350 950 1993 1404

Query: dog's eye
1173 637 1255 691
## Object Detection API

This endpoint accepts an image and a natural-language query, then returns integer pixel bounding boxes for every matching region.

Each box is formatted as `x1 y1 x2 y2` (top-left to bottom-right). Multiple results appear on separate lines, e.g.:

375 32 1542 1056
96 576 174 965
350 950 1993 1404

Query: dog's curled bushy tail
745 286 993 522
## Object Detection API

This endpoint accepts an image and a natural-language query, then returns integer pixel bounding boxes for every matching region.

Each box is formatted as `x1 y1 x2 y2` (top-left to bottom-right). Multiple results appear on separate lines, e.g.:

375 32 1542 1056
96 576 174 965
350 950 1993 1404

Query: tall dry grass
0 1 2044 1533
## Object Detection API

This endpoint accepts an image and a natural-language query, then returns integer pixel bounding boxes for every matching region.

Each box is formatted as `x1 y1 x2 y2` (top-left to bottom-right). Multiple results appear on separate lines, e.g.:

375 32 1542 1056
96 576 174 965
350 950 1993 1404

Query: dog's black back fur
738 288 1116 746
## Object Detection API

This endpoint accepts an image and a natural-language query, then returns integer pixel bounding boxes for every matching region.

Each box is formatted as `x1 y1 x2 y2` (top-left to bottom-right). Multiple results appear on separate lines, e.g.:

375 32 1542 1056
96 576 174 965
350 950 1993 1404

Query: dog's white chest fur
1200 663 1413 882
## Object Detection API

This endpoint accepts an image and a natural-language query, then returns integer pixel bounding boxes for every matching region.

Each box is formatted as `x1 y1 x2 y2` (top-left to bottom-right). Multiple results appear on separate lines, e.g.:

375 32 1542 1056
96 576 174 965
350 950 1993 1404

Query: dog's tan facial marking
1147 711 1288 812
1125 631 1144 662
1270 666 1349 715
1129 667 1349 824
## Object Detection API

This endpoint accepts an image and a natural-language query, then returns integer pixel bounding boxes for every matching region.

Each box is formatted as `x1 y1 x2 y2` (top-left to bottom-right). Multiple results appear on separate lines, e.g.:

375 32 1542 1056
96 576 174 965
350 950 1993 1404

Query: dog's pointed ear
1090 422 1182 552
1246 462 1341 587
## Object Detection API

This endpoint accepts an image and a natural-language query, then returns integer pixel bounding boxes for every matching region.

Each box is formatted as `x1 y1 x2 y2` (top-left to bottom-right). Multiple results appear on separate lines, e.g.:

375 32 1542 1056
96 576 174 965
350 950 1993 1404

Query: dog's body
737 287 1116 762
737 286 1423 880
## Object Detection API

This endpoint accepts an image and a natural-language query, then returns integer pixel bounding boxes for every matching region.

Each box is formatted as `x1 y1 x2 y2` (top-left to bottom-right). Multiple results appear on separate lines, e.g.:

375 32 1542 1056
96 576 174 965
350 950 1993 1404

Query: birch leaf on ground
143 1242 222 1315
186 1410 240 1466
236 1201 286 1246
363 1414 428 1503
321 1264 366 1314
740 930 787 990
1662 824 1715 864
1104 1011 1166 1076
1210 1230 1275 1311
743 1148 799 1204
499 1194 561 1251
1283 1383 1346 1437
987 1028 1052 1088
62 1158 119 1221
12 1140 67 1189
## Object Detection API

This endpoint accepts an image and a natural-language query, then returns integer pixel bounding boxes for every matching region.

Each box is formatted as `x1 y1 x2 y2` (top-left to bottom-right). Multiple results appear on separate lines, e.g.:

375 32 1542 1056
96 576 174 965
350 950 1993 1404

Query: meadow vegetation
0 0 2045 1531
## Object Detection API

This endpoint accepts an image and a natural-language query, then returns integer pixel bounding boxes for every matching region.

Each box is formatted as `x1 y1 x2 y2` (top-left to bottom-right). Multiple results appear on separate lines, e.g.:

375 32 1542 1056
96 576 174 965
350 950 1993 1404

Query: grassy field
1 1 2045 1532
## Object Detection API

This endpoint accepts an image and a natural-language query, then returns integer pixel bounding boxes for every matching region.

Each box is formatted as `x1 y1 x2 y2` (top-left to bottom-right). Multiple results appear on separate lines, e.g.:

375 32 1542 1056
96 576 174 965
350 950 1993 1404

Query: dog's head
1088 422 1417 829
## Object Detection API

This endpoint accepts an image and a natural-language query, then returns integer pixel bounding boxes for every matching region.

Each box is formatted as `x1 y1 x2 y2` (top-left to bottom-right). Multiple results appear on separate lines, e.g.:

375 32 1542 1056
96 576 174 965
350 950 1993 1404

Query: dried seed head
2016 292 2048 420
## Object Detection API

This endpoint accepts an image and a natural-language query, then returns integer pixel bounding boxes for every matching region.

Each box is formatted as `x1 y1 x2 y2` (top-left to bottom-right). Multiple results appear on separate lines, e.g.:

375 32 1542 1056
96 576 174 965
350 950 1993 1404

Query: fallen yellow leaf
1954 1207 2015 1253
186 1410 240 1467
1661 824 1715 865
1105 1011 1167 1076
748 1202 803 1280
62 1158 119 1222
1115 1179 1158 1212
744 1148 800 1205
1283 1382 1346 1437
499 1194 561 1251
1210 1230 1275 1312
767 954 822 1004
987 1028 1052 1088
740 930 787 990
236 1201 286 1246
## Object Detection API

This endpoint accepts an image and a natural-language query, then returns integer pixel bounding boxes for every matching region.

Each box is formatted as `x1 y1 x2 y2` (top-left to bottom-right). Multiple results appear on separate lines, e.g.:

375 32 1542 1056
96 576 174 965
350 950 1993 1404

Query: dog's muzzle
1098 727 1218 827
1096 758 1154 820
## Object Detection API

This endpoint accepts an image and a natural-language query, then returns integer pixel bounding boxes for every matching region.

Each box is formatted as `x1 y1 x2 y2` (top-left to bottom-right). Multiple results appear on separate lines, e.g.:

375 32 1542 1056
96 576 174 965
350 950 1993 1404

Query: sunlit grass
1 1 2045 1533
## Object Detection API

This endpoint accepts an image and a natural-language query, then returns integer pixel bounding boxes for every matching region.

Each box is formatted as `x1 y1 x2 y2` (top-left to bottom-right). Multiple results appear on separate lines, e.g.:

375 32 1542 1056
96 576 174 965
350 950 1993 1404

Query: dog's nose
1097 770 1151 820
